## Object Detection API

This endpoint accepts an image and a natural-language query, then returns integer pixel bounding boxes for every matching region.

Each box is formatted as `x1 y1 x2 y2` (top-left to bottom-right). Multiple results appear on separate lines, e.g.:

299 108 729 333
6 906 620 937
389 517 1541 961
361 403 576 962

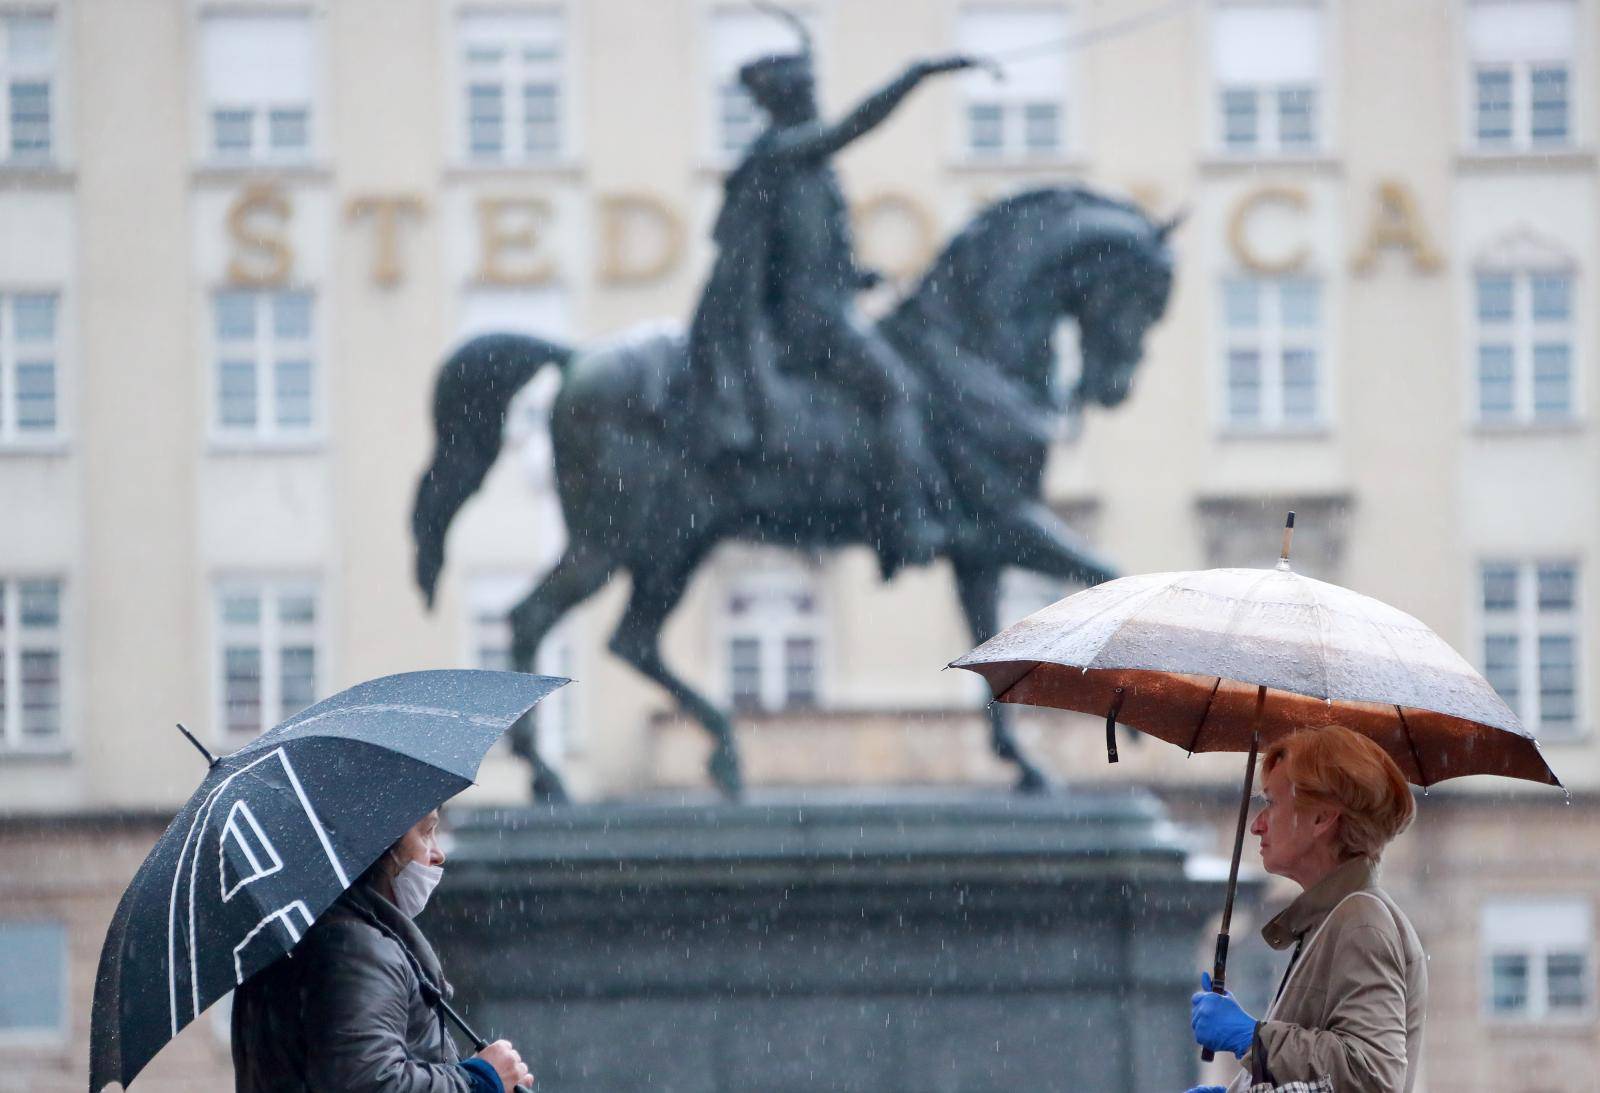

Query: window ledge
0 164 74 190
1470 419 1586 438
0 439 71 457
0 747 73 764
443 159 585 181
1481 1014 1597 1032
1457 147 1597 172
207 436 327 456
192 162 334 185
944 156 1090 176
1199 153 1341 176
1531 731 1591 746
1216 426 1334 442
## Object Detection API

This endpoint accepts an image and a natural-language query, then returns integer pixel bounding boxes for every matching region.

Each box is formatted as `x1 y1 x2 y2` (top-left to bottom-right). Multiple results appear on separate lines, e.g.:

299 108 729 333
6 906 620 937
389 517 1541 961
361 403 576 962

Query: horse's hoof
1014 767 1057 795
531 769 571 805
709 744 744 798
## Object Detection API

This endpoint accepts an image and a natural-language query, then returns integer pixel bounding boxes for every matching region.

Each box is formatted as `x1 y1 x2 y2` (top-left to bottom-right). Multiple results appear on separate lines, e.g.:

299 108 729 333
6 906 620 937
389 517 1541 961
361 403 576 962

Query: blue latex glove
1184 1087 1227 1093
1191 971 1258 1057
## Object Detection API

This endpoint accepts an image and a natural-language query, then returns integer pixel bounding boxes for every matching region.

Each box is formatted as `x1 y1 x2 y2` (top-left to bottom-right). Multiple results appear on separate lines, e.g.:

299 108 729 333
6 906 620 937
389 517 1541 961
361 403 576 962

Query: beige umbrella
949 516 1561 1058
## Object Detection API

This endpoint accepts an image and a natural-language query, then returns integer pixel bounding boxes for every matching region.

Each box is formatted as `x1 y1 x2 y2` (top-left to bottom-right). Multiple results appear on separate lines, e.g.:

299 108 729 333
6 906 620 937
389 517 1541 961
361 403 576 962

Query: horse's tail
412 332 574 608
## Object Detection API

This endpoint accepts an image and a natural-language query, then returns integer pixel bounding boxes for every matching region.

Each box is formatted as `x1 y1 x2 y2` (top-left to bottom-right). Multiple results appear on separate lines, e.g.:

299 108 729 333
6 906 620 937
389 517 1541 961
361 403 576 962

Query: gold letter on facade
226 185 294 287
347 195 426 288
1352 180 1442 275
852 193 936 281
597 193 685 284
1227 186 1310 275
475 197 556 285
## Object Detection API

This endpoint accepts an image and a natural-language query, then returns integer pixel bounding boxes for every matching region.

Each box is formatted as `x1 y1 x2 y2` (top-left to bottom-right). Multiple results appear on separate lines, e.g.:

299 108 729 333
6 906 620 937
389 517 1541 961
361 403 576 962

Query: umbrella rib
1185 677 1224 756
1395 705 1429 786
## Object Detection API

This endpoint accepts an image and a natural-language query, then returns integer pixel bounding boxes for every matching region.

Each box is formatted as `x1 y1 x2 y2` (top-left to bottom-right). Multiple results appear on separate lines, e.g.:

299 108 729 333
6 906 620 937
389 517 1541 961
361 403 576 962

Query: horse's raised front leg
950 556 1055 794
508 546 616 804
607 548 742 797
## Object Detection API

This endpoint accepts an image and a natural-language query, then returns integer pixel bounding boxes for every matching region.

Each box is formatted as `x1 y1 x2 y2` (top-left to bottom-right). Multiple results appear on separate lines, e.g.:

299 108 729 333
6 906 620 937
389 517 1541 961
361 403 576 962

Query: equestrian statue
412 11 1178 801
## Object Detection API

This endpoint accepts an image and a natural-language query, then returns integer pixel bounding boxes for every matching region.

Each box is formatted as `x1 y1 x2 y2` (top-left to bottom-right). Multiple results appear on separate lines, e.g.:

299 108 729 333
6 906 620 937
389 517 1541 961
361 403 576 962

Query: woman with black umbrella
231 808 534 1093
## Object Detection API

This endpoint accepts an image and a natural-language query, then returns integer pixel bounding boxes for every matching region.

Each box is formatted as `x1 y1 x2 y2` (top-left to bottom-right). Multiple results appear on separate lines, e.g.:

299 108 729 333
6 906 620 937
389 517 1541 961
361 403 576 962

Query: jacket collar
345 878 452 998
1260 857 1376 950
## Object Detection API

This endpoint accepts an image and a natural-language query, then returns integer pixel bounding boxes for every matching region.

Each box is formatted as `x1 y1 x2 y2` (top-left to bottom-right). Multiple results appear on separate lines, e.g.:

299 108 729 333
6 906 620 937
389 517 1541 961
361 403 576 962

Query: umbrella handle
439 996 490 1054
1199 933 1230 1063
1201 702 1263 1065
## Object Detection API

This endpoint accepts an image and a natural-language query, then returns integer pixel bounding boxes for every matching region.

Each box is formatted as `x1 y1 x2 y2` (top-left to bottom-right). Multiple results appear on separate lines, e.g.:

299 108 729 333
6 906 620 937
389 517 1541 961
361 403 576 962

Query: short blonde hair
1262 726 1415 861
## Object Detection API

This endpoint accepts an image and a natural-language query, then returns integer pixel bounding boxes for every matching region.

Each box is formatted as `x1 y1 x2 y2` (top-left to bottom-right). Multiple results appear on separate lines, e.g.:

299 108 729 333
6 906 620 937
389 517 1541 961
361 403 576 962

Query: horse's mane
913 186 1157 308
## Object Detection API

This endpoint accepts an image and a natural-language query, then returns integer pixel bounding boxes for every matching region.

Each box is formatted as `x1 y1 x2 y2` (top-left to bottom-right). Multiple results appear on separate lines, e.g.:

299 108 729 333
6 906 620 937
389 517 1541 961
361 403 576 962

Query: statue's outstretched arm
770 55 984 160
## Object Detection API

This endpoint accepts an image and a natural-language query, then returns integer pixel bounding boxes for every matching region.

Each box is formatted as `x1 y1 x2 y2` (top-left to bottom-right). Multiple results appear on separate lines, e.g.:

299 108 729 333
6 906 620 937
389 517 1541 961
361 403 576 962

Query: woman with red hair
1189 725 1428 1093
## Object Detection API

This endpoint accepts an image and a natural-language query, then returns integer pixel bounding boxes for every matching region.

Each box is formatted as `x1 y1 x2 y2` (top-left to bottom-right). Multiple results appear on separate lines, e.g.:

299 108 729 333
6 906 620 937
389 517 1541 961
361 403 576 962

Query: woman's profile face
392 809 447 870
1250 764 1337 880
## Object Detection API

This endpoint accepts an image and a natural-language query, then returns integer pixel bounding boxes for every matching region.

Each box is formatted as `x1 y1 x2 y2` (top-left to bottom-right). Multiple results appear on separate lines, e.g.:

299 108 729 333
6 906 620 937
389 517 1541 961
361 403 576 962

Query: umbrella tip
1277 511 1296 570
176 722 220 768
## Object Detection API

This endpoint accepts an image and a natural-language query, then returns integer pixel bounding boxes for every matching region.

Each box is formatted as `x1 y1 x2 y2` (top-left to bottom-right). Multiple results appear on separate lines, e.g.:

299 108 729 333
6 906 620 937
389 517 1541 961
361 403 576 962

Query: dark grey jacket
232 880 474 1093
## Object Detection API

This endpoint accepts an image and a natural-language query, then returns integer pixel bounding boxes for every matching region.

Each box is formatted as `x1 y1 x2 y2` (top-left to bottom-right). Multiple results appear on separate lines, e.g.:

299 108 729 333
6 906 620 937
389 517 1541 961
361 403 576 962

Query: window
1474 269 1576 424
1481 561 1582 738
2 15 54 162
719 556 824 713
458 11 566 162
1220 277 1322 430
957 6 1069 160
708 7 815 158
213 290 316 441
464 572 577 758
1212 4 1323 155
1482 899 1593 1019
215 579 320 741
1467 1 1574 150
1 292 59 441
0 920 67 1037
0 578 63 752
200 14 315 162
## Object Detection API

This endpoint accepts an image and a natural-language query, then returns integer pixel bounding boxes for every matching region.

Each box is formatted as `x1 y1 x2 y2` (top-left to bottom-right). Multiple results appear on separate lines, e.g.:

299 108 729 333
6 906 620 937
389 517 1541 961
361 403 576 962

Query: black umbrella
89 668 565 1092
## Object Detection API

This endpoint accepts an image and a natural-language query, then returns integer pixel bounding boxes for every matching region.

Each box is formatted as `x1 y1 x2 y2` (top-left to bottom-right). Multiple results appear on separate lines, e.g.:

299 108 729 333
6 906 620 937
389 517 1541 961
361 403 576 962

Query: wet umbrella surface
951 562 1559 787
88 669 565 1093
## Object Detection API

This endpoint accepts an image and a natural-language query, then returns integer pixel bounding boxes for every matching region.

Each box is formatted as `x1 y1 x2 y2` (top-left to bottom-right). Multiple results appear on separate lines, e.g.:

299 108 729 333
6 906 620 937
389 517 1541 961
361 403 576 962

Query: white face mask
390 859 444 919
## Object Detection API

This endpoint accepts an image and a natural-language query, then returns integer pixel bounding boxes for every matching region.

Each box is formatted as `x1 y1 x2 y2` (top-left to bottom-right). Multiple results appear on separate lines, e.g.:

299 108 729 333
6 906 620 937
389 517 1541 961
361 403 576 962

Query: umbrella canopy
951 565 1560 788
90 669 565 1093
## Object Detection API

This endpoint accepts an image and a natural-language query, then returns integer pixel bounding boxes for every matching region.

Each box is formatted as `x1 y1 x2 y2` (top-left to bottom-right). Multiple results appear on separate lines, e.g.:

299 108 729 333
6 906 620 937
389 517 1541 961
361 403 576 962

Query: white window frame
0 12 56 165
213 577 323 746
1209 1 1328 158
0 576 65 754
209 288 321 446
1463 0 1578 152
1477 559 1584 740
461 569 580 760
1481 898 1595 1022
196 10 320 166
0 918 69 1045
0 289 62 444
1471 266 1579 426
1216 275 1325 433
716 556 826 714
455 7 570 166
955 4 1073 162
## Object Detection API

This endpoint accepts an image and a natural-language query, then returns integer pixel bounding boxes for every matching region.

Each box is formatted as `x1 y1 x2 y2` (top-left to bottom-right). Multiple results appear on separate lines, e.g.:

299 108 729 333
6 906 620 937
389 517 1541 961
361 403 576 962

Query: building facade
1 1 1597 1089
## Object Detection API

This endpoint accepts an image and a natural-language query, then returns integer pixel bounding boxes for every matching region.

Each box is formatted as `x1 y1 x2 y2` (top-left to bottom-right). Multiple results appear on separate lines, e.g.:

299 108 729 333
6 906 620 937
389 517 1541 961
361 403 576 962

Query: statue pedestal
429 792 1246 1092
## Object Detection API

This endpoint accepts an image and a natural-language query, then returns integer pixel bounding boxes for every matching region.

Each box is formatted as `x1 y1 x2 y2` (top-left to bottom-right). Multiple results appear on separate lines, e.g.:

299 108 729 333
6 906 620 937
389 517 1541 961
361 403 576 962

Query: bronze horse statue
413 187 1177 801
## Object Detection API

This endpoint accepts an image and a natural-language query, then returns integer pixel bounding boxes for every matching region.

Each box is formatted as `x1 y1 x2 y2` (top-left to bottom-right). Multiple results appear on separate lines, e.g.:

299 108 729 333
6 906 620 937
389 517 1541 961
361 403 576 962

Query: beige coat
1226 858 1427 1093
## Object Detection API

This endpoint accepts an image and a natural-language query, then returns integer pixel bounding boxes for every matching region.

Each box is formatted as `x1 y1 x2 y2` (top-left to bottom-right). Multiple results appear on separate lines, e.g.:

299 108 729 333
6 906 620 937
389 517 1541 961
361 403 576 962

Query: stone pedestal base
429 792 1243 1092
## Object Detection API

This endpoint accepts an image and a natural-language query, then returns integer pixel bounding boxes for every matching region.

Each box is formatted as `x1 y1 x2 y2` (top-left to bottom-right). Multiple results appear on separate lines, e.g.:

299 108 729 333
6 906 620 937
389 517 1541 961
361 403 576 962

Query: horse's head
902 188 1178 414
1060 212 1179 409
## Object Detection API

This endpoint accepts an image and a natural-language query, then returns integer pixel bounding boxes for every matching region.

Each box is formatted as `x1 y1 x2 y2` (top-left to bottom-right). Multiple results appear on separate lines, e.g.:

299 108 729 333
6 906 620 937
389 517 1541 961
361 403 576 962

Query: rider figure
687 17 982 578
